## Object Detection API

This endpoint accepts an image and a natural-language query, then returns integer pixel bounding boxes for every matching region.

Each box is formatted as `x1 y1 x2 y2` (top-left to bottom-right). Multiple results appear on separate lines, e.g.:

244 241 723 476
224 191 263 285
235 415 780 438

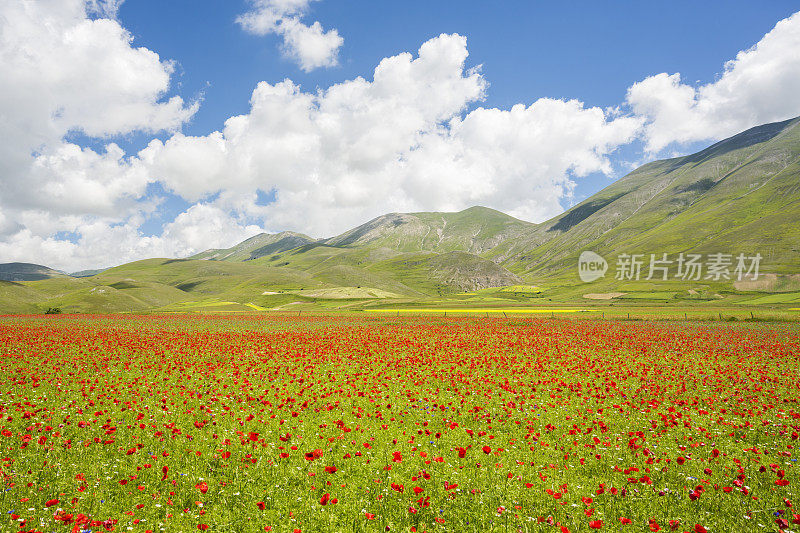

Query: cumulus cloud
237 0 343 71
0 0 198 270
0 0 197 215
627 11 800 152
0 205 262 273
86 0 125 20
141 34 641 235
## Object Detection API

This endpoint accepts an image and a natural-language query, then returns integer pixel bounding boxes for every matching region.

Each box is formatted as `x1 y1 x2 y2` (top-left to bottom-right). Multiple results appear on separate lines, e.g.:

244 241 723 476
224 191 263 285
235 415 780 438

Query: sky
1 0 800 272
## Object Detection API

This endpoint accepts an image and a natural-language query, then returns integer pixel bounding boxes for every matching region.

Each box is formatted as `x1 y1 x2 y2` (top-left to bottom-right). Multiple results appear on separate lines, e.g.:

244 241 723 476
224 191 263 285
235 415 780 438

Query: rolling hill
2 116 799 313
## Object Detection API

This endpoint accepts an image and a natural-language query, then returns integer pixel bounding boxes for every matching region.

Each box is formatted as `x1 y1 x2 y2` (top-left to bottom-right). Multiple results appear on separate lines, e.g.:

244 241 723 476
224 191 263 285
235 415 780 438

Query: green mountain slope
496 117 800 279
191 231 315 261
0 262 67 281
0 281 47 313
189 205 530 296
323 206 533 254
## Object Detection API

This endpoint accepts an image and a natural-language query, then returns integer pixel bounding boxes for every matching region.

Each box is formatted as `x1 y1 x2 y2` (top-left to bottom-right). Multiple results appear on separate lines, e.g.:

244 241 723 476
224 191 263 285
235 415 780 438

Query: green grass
617 292 678 300
736 291 800 305
286 286 404 299
494 284 542 293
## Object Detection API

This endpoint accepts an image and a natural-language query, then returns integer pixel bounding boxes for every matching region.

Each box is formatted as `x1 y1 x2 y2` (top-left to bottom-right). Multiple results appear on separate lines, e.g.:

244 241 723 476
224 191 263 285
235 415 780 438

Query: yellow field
366 308 594 314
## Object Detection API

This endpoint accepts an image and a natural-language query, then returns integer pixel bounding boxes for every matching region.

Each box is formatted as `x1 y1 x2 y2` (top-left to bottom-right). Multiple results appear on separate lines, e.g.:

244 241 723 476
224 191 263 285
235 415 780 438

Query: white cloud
627 11 800 152
23 143 150 217
0 0 199 270
139 133 228 203
142 34 641 235
160 204 263 259
86 0 125 20
403 100 643 222
237 0 342 71
0 205 261 273
0 0 197 216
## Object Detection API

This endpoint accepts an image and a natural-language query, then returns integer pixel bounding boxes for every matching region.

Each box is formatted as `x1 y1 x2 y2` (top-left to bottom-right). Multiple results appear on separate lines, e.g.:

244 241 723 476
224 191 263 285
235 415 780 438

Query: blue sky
2 1 800 270
119 0 800 232
118 1 798 130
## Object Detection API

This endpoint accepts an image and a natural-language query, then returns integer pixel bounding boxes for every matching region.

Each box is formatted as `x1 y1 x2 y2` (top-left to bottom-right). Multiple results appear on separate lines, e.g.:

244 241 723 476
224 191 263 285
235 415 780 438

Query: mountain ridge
0 262 68 282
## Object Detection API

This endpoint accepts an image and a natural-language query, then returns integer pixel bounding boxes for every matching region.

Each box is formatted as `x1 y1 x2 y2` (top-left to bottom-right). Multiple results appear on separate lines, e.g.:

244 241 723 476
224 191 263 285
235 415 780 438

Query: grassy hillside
0 281 46 313
496 117 800 281
0 262 68 281
323 206 534 253
191 231 315 261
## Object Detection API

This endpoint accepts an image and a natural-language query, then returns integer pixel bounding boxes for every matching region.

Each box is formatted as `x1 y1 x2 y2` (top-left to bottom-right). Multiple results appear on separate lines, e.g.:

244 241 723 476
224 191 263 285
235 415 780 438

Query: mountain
70 268 108 278
493 116 800 279
322 206 533 254
186 205 529 295
2 116 799 313
191 231 315 261
0 263 67 281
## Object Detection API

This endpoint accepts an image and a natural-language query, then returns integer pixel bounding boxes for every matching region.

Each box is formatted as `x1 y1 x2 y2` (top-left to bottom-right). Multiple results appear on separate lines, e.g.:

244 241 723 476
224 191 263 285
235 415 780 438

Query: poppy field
0 314 798 533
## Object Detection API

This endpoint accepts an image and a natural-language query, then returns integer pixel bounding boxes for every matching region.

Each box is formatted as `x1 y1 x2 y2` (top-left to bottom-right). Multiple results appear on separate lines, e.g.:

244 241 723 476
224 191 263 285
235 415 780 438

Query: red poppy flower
305 449 323 461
